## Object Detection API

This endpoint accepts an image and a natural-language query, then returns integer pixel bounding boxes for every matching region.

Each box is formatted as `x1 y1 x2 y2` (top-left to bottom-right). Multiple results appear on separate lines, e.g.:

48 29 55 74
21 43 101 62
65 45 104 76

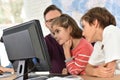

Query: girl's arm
63 40 92 75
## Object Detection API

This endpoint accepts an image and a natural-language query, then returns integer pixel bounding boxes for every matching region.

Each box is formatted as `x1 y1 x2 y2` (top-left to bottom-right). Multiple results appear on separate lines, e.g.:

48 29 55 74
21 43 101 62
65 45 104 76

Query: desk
0 74 16 80
0 74 120 80
81 75 120 80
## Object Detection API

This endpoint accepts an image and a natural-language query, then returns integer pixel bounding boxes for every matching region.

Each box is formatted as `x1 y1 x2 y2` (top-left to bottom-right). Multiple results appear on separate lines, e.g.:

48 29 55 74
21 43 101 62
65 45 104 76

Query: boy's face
45 10 61 32
81 20 96 43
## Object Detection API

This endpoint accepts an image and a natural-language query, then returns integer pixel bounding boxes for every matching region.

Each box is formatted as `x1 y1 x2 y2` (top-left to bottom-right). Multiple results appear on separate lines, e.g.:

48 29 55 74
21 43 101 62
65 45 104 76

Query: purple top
45 34 66 73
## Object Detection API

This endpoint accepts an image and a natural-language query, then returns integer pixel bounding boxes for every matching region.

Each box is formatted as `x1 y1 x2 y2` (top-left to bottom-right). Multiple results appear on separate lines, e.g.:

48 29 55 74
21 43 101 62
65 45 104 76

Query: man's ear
45 22 47 27
93 19 99 28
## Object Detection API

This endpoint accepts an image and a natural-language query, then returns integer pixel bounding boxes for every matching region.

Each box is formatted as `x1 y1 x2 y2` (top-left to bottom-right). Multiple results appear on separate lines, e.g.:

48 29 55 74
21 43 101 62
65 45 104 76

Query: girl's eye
56 30 60 33
52 32 55 35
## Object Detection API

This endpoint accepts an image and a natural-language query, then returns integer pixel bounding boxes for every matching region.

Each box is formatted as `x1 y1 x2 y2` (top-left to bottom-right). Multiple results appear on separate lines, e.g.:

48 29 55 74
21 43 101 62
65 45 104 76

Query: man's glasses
45 17 57 23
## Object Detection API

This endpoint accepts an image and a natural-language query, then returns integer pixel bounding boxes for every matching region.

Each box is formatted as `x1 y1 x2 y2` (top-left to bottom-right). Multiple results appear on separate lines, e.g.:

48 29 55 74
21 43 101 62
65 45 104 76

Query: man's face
45 10 61 32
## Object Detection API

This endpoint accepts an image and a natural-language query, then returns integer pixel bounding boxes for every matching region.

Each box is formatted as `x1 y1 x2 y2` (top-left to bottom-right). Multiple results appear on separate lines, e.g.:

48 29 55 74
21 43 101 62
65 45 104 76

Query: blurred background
0 0 120 67
0 0 120 36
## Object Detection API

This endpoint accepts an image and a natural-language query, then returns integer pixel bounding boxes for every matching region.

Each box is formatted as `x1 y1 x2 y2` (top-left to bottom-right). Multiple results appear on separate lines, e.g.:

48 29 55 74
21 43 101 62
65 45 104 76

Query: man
43 5 66 74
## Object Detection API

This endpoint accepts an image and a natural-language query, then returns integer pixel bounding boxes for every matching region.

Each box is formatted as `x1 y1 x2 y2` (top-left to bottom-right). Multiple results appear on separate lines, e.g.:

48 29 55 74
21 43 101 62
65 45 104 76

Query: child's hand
95 62 115 78
62 39 72 59
62 68 68 75
95 65 112 77
63 39 72 50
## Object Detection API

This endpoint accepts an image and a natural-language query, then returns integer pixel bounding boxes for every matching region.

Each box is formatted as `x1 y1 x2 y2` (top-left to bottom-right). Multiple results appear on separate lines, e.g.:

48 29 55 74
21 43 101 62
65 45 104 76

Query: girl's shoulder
80 38 91 45
78 38 93 49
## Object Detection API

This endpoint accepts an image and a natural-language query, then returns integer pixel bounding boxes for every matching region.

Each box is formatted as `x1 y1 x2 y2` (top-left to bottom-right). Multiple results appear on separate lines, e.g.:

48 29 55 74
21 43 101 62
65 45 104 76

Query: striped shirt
66 38 93 75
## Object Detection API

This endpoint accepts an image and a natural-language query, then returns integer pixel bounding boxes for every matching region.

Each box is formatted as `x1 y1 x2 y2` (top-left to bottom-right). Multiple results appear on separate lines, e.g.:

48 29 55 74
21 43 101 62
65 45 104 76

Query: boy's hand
95 62 116 78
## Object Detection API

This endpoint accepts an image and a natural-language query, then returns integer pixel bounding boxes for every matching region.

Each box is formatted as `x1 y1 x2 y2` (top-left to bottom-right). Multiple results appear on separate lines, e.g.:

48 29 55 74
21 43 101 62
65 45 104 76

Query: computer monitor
2 20 51 80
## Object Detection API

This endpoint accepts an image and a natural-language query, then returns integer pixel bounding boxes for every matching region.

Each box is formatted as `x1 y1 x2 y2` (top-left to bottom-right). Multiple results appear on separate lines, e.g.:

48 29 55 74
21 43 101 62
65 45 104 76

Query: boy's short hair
81 7 116 29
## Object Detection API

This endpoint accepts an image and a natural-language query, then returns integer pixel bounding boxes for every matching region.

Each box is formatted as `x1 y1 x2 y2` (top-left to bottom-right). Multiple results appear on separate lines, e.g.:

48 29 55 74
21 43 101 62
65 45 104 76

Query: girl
81 7 120 78
51 14 93 75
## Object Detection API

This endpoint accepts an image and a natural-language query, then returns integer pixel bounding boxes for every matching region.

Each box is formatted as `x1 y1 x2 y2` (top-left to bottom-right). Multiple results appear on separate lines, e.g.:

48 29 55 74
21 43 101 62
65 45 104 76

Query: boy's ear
68 26 73 32
93 19 99 28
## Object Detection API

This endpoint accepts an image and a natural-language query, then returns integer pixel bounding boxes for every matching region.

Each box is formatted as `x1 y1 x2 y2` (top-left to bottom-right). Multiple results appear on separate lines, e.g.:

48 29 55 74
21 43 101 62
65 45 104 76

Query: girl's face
52 25 72 45
81 20 96 43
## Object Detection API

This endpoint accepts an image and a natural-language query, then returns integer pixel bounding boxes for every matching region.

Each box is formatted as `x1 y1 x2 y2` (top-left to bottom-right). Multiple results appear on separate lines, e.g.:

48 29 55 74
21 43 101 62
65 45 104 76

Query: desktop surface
0 73 120 80
27 72 69 80
0 72 13 78
28 74 83 80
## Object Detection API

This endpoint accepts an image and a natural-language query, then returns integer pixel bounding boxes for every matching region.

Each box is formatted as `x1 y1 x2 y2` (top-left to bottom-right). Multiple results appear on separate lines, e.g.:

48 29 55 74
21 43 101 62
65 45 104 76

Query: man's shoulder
45 34 52 39
45 34 59 45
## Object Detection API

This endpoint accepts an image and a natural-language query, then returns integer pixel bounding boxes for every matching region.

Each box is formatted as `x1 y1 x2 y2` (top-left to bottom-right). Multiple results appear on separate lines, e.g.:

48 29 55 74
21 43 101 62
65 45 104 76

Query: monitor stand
16 60 28 80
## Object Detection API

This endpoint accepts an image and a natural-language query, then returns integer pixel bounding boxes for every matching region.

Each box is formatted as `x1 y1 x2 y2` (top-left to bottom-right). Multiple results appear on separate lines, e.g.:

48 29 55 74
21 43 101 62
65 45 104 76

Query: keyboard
27 75 48 80
27 72 49 80
27 72 69 80
48 73 69 77
47 75 84 80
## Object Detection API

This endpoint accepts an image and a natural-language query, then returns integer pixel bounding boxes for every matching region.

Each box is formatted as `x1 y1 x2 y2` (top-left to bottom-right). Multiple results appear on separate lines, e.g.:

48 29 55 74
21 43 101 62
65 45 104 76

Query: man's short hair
44 5 62 17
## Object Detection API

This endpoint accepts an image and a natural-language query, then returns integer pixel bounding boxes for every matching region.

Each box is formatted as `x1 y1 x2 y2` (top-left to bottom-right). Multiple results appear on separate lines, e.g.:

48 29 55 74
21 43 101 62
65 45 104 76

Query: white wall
0 0 53 67
21 0 52 36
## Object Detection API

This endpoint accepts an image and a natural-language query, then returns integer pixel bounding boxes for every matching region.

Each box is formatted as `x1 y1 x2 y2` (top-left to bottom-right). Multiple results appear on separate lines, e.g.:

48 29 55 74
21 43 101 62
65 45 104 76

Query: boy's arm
85 64 98 77
103 61 116 77
85 62 116 78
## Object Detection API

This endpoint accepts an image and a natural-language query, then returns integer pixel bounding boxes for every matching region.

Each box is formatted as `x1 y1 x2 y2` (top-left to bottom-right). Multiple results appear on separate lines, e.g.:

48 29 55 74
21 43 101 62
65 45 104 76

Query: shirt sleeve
103 25 120 63
88 42 105 66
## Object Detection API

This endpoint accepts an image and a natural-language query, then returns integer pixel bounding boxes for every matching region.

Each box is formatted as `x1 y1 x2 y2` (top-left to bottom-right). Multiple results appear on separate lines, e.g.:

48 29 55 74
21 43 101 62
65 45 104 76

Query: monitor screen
2 20 51 79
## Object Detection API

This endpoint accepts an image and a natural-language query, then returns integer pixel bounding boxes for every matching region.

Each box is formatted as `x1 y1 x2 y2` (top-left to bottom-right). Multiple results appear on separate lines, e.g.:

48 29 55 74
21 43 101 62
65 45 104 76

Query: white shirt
89 25 120 74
